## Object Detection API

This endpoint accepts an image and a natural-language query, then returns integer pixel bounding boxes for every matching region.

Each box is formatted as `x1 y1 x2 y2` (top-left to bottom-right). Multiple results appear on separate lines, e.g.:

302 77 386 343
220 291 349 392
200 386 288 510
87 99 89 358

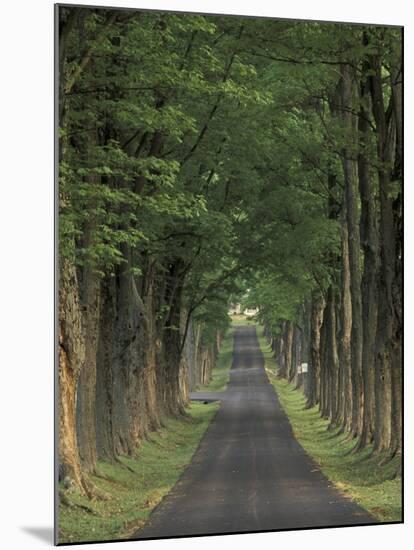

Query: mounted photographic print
56 3 403 545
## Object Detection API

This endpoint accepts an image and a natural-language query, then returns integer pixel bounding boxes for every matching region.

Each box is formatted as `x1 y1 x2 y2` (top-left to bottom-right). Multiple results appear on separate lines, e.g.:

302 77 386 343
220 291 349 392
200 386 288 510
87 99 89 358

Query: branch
181 25 244 165
248 49 353 67
65 85 159 96
152 231 201 242
311 95 376 133
273 129 343 207
179 264 244 354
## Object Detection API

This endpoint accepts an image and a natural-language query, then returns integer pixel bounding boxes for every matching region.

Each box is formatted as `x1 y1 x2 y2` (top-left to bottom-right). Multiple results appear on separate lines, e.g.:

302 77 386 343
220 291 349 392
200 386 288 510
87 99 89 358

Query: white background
0 1 411 548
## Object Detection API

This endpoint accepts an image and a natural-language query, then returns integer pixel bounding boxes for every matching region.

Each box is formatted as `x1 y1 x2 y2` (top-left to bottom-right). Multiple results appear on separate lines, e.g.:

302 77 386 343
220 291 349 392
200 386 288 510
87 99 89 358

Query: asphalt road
134 325 374 539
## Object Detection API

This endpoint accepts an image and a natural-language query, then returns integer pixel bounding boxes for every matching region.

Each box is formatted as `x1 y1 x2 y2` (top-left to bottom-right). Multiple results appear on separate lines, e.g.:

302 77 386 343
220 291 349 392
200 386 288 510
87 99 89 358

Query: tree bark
283 321 293 381
369 51 397 454
356 69 378 449
59 260 92 495
75 167 102 473
326 288 340 425
337 205 353 432
111 247 148 454
306 293 324 408
156 262 188 417
389 53 403 459
340 63 364 438
76 267 100 473
95 275 117 462
289 324 301 383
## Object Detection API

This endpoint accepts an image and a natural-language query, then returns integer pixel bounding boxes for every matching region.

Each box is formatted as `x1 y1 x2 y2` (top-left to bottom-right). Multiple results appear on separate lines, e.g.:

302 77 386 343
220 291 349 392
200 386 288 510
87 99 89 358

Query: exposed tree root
391 461 402 479
112 455 136 473
59 490 99 515
379 449 400 467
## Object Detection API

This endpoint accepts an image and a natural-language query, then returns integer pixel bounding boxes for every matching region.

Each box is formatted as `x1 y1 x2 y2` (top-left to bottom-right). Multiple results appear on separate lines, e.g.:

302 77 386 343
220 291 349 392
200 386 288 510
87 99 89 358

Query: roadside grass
257 329 402 524
58 401 219 544
230 313 256 325
198 327 234 392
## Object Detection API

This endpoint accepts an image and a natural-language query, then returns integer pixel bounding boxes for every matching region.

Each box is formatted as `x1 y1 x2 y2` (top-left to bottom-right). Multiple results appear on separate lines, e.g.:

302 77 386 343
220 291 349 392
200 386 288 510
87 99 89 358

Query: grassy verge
198 327 234 392
230 313 256 326
58 401 219 544
257 328 402 524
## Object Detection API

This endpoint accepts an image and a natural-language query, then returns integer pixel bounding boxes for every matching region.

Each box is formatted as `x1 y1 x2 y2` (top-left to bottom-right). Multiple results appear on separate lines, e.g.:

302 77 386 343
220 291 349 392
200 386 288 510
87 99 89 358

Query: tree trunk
110 245 148 455
76 268 100 473
283 321 293 381
337 205 353 432
295 304 309 391
326 287 339 425
340 63 363 438
369 51 398 454
356 71 378 449
306 293 324 408
75 195 101 473
319 308 329 418
158 264 187 416
95 275 117 462
59 260 91 495
142 261 162 431
389 54 403 459
276 323 285 376
289 324 301 383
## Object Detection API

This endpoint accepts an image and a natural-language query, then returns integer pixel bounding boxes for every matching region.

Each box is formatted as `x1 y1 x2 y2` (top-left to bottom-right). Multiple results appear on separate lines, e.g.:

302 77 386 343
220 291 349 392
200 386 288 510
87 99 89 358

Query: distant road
134 325 374 539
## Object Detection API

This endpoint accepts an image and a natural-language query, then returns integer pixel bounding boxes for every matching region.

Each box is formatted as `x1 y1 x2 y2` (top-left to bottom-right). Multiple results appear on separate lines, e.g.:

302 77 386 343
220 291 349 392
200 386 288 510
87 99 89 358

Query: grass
230 313 256 325
197 328 234 392
58 403 219 544
256 328 402 524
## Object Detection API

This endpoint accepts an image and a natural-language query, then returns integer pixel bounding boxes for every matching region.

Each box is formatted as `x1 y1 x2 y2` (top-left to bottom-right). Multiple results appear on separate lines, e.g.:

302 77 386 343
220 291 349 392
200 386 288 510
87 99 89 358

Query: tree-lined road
135 326 374 539
58 11 401 541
